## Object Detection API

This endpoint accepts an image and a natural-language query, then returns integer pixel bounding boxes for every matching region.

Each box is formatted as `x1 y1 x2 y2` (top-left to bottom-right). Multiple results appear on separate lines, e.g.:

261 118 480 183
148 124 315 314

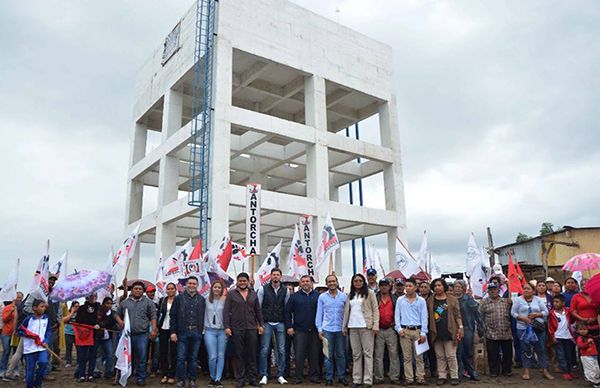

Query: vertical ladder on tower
188 0 218 248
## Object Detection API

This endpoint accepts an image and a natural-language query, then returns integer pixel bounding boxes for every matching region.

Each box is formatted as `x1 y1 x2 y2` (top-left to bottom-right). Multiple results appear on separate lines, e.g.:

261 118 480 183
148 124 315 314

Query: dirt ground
3 366 594 388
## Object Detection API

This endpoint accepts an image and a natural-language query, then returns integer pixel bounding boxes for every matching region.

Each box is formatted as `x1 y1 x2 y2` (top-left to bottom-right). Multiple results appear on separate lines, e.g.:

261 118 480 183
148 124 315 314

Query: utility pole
486 227 495 267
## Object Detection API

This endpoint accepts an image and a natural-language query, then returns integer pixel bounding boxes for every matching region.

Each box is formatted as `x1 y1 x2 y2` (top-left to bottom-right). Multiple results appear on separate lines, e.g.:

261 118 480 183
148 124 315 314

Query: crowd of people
1 268 600 388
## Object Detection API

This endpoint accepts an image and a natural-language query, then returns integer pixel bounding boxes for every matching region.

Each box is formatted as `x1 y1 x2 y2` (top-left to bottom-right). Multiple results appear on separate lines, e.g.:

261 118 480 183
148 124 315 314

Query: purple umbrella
49 270 112 302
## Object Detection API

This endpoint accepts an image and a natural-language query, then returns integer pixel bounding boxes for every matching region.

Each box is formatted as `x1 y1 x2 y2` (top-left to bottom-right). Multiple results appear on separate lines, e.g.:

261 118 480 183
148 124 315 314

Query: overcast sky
0 0 598 287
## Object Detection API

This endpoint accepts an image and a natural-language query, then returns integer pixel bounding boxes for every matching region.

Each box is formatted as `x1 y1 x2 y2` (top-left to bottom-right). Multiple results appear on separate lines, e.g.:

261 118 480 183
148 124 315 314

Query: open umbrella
562 253 600 272
584 273 600 304
50 270 112 302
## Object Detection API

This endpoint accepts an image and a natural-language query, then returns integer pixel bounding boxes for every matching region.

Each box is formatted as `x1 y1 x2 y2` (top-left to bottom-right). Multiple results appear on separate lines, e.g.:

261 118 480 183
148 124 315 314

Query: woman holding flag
74 293 100 383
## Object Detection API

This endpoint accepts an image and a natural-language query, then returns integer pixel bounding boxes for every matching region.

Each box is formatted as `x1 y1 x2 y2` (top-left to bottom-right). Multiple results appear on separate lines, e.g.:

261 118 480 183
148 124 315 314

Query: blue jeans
323 330 346 382
0 335 11 372
24 350 48 388
517 328 548 369
555 338 577 373
99 339 114 376
204 328 228 382
76 343 98 378
176 331 202 382
457 328 478 378
131 333 149 382
259 322 286 378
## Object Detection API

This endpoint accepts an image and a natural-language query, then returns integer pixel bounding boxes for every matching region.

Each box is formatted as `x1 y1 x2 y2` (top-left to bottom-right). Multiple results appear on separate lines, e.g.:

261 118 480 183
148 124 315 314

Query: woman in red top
570 284 600 336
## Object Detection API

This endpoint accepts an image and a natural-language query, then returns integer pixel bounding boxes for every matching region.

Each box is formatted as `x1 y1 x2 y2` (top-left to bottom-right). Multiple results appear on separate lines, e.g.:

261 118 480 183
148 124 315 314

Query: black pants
232 329 258 384
159 329 177 378
486 339 513 376
294 330 320 382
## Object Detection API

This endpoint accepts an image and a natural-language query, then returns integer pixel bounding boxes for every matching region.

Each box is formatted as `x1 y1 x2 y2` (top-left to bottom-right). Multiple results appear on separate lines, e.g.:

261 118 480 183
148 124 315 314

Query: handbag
527 299 546 333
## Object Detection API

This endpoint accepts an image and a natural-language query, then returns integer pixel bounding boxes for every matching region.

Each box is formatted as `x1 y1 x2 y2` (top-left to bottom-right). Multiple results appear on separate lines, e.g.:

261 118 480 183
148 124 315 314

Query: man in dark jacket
285 275 320 385
169 276 206 388
453 280 484 381
256 268 289 385
224 272 264 388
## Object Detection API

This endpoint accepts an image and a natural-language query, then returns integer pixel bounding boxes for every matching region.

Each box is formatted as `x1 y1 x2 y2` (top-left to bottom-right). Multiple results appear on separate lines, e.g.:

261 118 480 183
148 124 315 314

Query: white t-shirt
347 297 367 329
554 310 571 339
161 301 172 331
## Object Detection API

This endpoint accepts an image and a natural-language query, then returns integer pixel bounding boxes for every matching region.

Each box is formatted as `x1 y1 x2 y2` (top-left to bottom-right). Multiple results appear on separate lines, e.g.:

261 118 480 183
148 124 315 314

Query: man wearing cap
145 285 160 378
374 278 400 384
479 282 513 377
395 280 406 298
367 269 379 292
545 277 556 295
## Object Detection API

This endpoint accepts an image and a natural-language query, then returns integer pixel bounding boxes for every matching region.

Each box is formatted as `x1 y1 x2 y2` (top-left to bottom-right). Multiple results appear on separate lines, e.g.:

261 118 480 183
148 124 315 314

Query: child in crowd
548 294 577 380
575 322 600 388
17 299 52 388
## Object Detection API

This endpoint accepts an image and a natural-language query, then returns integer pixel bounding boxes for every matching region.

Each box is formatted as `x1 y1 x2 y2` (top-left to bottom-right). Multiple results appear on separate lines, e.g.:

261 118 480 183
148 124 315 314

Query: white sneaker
277 377 288 384
259 376 268 385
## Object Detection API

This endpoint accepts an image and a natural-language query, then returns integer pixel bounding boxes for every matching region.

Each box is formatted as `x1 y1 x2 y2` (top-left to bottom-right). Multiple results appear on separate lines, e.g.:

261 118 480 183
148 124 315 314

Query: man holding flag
17 299 52 388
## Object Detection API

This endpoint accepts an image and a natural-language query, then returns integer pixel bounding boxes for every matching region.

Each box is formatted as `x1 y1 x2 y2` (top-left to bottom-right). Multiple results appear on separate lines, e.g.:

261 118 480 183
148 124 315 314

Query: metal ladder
188 0 218 248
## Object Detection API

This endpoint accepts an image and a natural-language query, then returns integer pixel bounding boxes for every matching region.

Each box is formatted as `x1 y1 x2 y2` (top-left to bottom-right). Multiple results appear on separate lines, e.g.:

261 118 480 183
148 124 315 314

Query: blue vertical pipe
355 123 367 272
346 127 358 274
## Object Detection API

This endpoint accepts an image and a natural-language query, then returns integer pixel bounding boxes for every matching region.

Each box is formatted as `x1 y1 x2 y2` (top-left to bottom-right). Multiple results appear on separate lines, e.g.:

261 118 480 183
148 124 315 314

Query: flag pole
395 236 428 277
328 253 334 275
251 254 255 284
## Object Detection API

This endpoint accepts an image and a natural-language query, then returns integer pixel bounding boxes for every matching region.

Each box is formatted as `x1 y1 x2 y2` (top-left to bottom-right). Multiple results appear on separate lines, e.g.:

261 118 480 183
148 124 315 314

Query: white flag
110 223 141 276
30 243 51 302
395 238 421 279
466 234 480 277
365 244 383 274
0 260 19 303
206 237 232 283
429 254 442 279
97 250 115 303
315 213 340 271
287 224 307 277
256 240 282 285
115 309 132 386
52 251 68 279
154 255 166 298
417 232 429 271
163 240 193 280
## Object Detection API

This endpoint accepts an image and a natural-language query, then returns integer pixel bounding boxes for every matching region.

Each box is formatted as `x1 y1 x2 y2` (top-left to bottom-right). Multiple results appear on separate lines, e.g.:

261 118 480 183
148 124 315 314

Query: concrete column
379 96 408 270
124 122 148 278
155 88 184 260
305 75 330 283
208 37 233 244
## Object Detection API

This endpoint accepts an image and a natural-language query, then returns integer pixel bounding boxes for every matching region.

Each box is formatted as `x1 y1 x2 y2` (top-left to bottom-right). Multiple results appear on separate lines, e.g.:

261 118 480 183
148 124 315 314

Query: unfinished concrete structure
124 0 407 281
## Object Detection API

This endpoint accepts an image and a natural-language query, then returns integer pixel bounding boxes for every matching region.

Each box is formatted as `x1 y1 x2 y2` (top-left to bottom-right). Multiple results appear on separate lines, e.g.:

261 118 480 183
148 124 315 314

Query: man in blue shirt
394 278 428 385
285 275 321 385
315 274 348 386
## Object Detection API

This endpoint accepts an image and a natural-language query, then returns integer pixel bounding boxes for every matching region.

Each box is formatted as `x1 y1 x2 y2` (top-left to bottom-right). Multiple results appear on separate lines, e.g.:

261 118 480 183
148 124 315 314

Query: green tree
540 222 555 235
516 232 531 243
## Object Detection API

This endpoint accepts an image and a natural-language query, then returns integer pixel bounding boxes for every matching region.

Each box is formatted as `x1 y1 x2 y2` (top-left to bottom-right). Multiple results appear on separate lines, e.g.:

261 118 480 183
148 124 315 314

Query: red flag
73 322 95 346
20 325 45 347
515 261 527 286
508 252 523 295
217 238 233 271
190 240 203 260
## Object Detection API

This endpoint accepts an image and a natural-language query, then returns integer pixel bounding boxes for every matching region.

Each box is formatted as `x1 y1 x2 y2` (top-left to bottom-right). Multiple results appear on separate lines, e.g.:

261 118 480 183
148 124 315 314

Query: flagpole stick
251 254 255 284
328 253 333 275
396 236 428 277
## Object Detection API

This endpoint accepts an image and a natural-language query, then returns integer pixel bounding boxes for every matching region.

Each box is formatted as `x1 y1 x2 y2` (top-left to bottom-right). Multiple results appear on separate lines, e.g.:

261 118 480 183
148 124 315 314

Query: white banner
299 215 315 281
246 184 261 255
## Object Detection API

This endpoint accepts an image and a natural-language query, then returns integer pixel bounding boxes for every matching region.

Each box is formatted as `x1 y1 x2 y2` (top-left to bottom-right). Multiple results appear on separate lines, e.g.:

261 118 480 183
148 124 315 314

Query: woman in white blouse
342 273 380 388
158 282 177 384
204 280 228 388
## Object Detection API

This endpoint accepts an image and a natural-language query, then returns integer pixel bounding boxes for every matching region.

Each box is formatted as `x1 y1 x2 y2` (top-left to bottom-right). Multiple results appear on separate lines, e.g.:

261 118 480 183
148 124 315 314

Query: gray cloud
0 1 598 286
